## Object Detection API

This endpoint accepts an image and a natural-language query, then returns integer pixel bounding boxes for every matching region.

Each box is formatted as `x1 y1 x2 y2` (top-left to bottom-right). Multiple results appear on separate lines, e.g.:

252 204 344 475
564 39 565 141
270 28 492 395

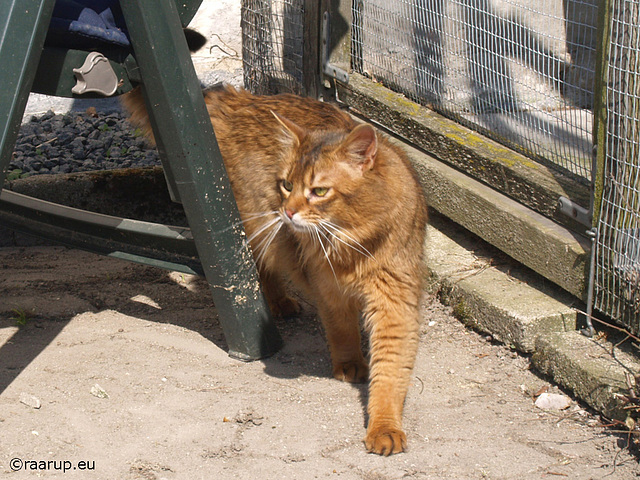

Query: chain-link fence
594 0 640 333
242 1 598 183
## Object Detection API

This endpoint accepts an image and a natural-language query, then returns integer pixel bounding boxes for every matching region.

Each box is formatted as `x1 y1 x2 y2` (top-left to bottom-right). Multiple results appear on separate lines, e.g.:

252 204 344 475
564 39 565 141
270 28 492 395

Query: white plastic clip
72 52 118 96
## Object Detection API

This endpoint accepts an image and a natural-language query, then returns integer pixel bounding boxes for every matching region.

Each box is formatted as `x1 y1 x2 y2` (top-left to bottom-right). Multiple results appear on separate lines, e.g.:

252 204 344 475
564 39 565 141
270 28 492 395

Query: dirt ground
0 245 638 479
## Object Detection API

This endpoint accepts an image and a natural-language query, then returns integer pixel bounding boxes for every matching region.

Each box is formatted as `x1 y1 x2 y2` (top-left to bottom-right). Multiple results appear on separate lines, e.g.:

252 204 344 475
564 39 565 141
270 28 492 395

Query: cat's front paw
332 360 369 383
364 425 407 456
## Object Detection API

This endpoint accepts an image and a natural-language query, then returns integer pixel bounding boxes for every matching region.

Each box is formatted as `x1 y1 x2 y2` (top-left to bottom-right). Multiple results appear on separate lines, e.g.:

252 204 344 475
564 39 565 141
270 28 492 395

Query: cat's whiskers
245 216 281 246
318 220 376 261
254 221 282 267
308 224 320 248
217 211 278 235
311 224 338 282
233 212 283 268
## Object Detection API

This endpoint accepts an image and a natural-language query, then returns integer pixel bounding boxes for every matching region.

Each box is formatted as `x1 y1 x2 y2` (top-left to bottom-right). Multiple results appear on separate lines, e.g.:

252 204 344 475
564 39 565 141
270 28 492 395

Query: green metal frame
0 189 202 275
0 0 282 360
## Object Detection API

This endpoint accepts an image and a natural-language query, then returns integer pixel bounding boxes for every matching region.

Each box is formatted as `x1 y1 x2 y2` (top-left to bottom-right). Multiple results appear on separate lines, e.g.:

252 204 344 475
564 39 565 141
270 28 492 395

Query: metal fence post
584 0 612 333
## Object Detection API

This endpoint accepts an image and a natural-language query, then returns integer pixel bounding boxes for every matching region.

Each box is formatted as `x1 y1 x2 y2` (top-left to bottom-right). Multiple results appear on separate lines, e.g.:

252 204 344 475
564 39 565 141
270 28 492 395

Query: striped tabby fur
122 82 427 455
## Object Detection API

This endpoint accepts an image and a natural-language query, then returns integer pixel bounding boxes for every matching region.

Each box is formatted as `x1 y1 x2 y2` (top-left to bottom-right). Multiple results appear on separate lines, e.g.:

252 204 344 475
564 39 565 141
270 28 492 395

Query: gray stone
19 393 41 409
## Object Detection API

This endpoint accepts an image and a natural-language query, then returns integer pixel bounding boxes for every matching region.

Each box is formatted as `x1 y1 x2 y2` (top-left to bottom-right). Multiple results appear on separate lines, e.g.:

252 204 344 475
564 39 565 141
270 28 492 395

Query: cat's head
272 111 379 237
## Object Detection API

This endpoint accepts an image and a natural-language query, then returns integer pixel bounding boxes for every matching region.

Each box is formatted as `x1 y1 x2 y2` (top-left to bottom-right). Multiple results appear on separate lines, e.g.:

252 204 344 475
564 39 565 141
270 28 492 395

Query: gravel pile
8 108 160 180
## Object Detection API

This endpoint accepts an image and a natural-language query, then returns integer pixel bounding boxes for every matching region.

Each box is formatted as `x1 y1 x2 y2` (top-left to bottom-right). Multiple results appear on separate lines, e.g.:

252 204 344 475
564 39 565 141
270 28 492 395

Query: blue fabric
46 0 130 50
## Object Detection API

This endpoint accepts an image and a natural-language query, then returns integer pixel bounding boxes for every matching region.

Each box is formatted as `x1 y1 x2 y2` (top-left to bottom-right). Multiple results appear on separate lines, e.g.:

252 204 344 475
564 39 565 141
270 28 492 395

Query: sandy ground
0 245 638 479
3 1 639 477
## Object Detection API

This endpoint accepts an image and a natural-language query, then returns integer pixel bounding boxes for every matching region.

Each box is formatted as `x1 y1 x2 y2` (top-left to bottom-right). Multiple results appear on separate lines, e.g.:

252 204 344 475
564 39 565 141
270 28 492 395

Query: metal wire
594 0 640 333
241 1 598 181
240 0 640 331
351 0 598 182
241 0 305 95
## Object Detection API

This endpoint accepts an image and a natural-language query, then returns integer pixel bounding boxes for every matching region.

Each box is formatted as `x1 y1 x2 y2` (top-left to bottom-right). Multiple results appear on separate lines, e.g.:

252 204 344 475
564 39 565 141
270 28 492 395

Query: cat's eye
312 187 329 197
282 180 293 192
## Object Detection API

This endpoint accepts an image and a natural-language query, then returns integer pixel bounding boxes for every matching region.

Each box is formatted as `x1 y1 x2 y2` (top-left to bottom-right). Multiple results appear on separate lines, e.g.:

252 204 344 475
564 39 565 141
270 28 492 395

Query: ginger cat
123 78 427 455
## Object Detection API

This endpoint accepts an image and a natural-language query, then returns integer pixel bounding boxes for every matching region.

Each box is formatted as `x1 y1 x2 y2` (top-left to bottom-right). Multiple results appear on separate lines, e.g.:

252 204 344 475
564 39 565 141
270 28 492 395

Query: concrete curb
533 331 640 422
426 213 638 423
426 215 578 352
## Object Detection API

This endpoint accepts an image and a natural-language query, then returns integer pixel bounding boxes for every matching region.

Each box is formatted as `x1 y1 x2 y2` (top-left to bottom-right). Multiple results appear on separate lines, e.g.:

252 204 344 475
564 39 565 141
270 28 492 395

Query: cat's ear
271 111 306 145
342 124 378 172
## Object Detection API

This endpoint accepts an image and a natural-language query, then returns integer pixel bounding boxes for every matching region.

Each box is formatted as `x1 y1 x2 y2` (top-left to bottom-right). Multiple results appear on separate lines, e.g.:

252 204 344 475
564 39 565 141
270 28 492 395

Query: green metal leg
0 0 56 185
119 0 282 360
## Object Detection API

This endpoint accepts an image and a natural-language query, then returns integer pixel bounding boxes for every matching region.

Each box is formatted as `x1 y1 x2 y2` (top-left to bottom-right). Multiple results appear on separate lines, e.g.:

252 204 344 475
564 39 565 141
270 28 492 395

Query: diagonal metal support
0 0 56 186
119 0 282 360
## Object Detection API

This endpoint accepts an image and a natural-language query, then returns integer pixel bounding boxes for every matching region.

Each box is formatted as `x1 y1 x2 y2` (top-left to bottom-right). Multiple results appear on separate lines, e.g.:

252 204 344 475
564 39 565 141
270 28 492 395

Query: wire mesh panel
352 0 598 183
239 0 640 329
241 0 305 95
594 0 640 333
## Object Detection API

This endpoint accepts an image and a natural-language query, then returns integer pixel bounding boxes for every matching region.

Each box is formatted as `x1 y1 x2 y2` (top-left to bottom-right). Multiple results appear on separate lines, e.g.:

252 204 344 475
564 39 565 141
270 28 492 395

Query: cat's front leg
260 271 301 318
363 284 420 456
316 294 369 384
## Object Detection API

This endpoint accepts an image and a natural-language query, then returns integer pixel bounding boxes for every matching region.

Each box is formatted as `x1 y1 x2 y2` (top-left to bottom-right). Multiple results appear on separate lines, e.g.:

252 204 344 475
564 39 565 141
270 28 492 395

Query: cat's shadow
260 301 370 428
119 276 371 422
0 260 369 427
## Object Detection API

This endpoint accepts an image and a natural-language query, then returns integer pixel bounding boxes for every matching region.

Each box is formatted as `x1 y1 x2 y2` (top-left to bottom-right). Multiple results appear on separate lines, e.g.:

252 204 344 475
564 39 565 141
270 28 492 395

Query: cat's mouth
282 212 312 232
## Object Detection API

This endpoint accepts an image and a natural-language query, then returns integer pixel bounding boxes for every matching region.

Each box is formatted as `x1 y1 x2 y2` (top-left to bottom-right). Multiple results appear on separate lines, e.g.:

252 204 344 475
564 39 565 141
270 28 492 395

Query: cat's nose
285 208 296 220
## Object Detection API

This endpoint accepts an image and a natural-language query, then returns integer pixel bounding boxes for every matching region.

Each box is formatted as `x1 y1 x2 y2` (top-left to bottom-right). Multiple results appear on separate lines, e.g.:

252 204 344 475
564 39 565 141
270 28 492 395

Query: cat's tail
120 28 208 144
120 85 154 143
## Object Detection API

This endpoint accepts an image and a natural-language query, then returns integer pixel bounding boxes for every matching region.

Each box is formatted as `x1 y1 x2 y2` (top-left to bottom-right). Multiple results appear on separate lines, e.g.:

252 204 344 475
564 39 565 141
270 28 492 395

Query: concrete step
533 331 640 422
401 133 591 301
426 214 578 353
427 213 638 423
